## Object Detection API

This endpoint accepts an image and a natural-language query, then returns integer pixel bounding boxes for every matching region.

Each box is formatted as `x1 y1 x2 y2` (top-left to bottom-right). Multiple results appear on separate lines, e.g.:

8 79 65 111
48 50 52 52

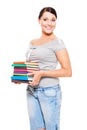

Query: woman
26 7 72 130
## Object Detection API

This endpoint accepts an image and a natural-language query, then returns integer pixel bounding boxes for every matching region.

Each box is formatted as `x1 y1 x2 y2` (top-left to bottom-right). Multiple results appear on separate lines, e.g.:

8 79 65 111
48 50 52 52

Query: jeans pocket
44 88 57 97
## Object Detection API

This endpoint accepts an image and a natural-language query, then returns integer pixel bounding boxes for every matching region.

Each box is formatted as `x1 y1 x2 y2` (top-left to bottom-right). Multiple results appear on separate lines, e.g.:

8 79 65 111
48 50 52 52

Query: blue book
11 75 33 81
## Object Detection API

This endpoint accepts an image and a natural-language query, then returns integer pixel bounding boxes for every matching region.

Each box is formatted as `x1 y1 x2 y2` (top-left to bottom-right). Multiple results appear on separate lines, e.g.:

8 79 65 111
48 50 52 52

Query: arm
42 48 72 77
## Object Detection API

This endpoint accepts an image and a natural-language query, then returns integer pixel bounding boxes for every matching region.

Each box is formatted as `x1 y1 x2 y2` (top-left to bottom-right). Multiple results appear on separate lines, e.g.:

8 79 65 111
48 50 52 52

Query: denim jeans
26 84 62 130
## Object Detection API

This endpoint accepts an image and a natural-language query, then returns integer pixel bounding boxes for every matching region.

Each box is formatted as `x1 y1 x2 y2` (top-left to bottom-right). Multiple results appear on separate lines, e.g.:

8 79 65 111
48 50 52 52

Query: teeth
46 27 52 30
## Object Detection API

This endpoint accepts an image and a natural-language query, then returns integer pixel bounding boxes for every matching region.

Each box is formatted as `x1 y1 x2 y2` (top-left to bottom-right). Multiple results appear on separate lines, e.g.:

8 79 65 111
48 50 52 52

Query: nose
47 20 52 25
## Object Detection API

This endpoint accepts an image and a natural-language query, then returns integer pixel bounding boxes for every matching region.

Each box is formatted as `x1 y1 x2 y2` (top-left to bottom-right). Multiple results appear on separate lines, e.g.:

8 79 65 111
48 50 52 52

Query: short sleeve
54 39 66 52
25 43 31 61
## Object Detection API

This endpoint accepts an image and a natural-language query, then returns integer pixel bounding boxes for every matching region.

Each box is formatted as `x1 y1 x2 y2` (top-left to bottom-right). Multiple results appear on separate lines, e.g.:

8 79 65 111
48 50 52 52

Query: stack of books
11 61 39 83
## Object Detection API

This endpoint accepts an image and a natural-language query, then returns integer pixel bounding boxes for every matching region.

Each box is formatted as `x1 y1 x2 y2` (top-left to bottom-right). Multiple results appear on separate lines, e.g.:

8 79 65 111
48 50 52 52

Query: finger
28 73 34 76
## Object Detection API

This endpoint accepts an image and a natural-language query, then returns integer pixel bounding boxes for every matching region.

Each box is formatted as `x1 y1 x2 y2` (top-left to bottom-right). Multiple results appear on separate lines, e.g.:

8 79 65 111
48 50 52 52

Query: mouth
45 26 53 31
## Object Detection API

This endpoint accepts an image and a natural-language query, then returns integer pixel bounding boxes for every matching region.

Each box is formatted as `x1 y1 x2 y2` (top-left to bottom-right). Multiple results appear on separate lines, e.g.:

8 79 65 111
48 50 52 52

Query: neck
40 32 56 40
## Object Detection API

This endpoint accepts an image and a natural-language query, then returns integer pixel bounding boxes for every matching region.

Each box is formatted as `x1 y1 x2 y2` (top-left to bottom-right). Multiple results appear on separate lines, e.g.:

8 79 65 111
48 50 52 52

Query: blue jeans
26 84 62 130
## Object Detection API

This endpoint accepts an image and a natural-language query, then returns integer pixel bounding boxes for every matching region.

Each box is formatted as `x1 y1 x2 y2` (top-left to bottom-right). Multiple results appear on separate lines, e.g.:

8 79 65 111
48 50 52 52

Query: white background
0 0 87 130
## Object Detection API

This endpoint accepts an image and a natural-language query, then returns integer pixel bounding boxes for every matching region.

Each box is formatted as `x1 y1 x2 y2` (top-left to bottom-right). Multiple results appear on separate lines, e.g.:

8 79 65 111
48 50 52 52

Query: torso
26 36 65 87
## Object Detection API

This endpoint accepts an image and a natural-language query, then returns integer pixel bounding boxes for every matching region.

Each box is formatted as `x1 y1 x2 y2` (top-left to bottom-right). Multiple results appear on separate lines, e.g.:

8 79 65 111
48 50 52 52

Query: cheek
41 23 47 30
41 22 46 27
52 22 56 27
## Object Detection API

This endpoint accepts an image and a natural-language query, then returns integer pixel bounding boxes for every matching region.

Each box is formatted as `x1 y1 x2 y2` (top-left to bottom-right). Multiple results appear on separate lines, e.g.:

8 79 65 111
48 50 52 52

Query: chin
44 31 53 35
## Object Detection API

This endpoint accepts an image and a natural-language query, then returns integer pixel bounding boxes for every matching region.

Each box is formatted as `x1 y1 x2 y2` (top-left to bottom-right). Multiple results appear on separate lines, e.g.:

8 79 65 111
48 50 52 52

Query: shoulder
30 39 39 45
52 38 66 52
56 38 65 46
55 37 64 44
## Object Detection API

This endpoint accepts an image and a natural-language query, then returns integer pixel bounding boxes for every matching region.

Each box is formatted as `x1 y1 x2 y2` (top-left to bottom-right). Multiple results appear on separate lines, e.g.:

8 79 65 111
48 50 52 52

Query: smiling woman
14 6 72 130
38 7 57 35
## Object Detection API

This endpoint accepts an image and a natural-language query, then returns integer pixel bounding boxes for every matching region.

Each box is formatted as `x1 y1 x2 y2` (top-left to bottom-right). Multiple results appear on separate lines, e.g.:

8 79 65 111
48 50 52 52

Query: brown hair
38 7 57 19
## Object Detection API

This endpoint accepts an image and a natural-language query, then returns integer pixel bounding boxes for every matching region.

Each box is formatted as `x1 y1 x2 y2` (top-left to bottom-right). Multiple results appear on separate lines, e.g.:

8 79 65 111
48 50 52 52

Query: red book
11 79 29 83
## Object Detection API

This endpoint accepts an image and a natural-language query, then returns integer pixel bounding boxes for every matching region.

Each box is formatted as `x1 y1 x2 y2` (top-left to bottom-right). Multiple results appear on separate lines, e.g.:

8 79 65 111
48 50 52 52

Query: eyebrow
42 16 56 19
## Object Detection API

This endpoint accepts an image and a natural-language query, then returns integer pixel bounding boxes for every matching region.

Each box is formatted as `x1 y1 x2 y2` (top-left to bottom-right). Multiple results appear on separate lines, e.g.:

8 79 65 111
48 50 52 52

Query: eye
43 18 48 21
52 19 56 22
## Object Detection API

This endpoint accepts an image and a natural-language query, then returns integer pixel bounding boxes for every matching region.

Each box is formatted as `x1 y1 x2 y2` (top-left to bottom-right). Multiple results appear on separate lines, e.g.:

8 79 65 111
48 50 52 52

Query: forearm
41 68 72 78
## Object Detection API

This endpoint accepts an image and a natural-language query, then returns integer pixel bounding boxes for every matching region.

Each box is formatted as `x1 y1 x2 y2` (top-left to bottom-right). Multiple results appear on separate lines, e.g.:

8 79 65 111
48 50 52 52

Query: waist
38 77 60 87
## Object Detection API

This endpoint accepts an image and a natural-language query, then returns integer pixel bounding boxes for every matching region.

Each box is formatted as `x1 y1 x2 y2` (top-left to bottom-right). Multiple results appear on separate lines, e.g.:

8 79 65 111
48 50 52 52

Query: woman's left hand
28 70 43 87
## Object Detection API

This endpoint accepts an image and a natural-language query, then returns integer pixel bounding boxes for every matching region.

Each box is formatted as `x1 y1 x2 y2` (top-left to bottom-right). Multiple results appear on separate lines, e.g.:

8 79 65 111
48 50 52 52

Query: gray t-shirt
26 38 65 87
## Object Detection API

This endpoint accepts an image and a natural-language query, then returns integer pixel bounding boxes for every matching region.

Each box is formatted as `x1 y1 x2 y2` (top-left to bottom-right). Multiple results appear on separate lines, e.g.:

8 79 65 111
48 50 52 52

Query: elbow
63 68 72 77
67 69 72 77
68 72 72 77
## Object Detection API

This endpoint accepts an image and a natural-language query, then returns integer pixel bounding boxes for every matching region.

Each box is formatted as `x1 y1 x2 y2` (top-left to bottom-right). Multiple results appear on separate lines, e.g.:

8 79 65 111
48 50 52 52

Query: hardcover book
11 61 40 83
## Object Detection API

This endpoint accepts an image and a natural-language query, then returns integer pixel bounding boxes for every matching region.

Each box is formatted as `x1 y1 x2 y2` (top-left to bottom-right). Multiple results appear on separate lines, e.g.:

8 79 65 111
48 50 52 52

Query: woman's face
39 11 57 34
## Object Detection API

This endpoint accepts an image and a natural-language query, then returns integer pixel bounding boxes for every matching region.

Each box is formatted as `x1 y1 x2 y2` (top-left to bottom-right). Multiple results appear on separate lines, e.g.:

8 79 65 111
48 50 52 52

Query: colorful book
13 73 28 76
11 79 29 83
11 61 40 83
11 75 33 81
